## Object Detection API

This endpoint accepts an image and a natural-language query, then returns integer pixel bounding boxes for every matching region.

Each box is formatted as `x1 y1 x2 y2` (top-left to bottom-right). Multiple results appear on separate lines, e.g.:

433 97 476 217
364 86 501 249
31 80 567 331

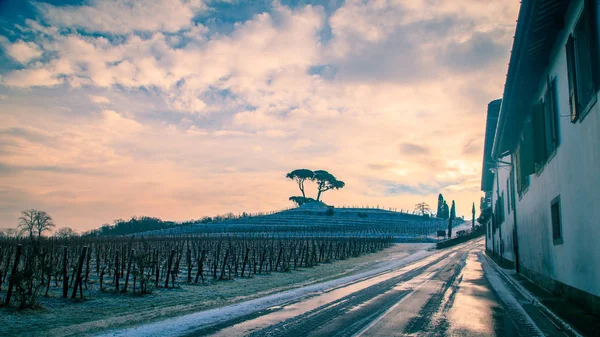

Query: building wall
486 154 515 264
512 0 600 299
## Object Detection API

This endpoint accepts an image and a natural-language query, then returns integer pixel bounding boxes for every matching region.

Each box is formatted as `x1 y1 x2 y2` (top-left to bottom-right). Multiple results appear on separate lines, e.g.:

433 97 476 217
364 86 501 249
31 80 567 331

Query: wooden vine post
123 249 134 292
4 244 22 306
71 246 87 299
165 249 175 288
62 246 69 298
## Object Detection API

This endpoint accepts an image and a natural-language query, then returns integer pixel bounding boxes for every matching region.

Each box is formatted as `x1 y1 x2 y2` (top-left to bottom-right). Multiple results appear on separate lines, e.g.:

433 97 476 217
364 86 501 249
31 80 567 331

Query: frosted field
0 243 433 337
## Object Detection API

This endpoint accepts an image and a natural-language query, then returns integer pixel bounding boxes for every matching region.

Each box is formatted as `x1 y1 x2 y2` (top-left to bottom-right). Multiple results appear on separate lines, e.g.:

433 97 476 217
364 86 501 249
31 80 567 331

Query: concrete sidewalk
485 253 600 337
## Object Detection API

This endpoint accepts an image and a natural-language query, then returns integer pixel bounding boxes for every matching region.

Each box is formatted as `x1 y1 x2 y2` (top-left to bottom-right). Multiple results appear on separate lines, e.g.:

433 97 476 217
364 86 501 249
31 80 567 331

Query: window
532 100 547 170
509 168 516 211
551 196 563 245
544 78 560 155
515 117 533 196
532 78 561 171
494 193 505 227
506 179 511 214
500 192 505 223
566 2 598 122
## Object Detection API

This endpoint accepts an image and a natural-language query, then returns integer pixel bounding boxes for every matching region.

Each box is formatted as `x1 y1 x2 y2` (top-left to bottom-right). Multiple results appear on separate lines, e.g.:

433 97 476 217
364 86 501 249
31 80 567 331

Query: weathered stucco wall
489 0 600 300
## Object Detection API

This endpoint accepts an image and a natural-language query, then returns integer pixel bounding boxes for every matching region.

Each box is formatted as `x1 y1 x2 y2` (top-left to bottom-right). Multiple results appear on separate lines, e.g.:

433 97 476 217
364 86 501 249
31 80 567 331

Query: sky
0 0 520 232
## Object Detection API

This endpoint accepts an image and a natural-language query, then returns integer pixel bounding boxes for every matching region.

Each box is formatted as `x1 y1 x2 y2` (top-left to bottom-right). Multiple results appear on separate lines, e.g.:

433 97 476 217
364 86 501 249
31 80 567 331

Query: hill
138 204 461 242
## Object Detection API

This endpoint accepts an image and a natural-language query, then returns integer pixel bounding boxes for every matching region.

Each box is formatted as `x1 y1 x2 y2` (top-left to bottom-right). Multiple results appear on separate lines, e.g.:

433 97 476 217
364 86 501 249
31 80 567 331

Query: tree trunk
165 249 175 288
123 249 134 292
71 246 87 299
241 248 250 277
220 249 229 280
62 246 69 298
4 244 22 306
115 251 120 291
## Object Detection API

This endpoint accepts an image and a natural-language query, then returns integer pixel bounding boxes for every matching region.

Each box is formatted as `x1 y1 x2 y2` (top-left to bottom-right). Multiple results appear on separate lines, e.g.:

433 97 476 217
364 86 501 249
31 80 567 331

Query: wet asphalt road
173 239 573 337
120 238 575 337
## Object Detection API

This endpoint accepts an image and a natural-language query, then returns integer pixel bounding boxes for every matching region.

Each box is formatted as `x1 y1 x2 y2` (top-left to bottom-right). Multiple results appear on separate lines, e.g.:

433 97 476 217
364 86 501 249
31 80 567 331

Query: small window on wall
551 196 563 245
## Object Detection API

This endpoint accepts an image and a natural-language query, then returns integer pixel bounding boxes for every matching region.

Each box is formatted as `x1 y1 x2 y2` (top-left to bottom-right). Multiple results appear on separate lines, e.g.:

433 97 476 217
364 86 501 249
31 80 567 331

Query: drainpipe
509 155 520 274
495 169 503 264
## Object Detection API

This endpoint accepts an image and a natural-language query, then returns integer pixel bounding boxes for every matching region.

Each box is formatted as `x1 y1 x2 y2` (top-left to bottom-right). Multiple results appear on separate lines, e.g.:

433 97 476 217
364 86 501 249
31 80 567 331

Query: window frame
565 2 598 123
534 76 561 175
506 179 511 215
544 77 560 158
550 195 563 245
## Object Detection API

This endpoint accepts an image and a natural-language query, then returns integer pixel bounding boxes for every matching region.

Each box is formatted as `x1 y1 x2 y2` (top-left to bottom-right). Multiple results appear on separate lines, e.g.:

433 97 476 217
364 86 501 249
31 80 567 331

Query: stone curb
484 254 583 337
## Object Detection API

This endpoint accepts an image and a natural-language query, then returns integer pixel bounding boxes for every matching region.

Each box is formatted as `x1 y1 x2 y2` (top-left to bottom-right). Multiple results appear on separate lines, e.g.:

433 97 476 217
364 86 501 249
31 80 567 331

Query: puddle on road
445 250 502 336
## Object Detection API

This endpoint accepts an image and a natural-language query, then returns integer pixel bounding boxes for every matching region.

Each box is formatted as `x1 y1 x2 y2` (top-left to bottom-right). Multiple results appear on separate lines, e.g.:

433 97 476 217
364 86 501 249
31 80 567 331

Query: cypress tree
472 202 476 230
447 200 456 238
437 194 444 218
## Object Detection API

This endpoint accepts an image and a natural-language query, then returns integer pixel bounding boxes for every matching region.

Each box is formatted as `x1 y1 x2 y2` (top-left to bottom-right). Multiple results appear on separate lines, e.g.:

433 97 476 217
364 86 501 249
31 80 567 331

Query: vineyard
143 206 454 239
0 234 393 309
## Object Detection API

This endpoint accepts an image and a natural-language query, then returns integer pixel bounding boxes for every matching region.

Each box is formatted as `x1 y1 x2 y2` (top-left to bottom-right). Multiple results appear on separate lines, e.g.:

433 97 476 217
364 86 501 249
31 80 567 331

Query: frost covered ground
0 243 432 337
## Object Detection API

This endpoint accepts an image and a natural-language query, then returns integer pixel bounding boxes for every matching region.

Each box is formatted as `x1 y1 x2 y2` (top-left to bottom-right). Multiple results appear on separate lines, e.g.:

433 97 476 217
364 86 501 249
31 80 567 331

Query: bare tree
34 211 55 237
2 228 20 237
414 202 431 216
54 227 76 239
18 209 37 238
18 209 55 238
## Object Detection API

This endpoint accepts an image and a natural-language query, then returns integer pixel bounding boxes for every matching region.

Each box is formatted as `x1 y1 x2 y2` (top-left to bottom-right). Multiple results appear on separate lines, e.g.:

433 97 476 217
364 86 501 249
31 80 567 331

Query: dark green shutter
549 78 560 149
566 35 579 122
521 117 535 176
588 0 600 91
532 102 547 166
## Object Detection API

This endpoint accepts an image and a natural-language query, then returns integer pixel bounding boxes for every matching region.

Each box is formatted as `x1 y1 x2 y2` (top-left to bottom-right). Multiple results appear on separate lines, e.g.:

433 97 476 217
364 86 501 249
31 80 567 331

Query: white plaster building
482 0 600 315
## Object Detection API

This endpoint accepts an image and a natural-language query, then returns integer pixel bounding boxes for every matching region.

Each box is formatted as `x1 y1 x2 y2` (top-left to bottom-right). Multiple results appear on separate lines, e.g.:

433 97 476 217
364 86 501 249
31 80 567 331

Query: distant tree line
83 216 180 236
83 213 261 237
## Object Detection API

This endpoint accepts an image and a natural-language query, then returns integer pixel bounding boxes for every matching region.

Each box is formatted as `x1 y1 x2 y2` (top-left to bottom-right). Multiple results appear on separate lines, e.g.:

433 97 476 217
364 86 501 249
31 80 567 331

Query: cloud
100 110 143 134
381 181 447 196
1 68 63 87
89 95 110 104
399 142 430 156
0 0 521 227
292 138 313 150
442 30 509 72
36 0 206 34
462 133 483 155
2 39 43 64
258 129 288 138
213 130 248 137
367 162 397 171
443 177 481 192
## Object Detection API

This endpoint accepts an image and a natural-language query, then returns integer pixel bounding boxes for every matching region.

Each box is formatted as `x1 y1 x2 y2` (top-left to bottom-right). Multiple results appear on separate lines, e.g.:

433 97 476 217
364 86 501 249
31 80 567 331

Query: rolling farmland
143 206 458 240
